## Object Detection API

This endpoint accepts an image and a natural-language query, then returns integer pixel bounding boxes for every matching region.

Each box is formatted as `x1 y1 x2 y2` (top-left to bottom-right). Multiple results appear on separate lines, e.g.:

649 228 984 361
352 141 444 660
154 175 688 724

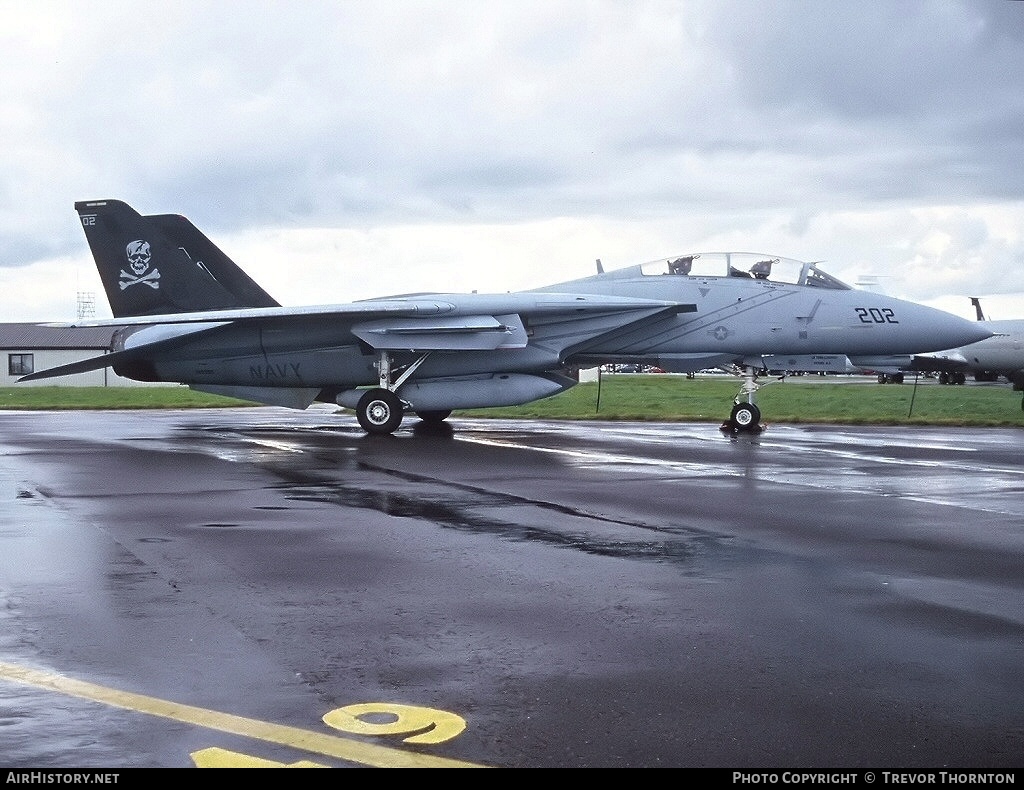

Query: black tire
729 402 761 432
415 409 452 424
356 389 403 435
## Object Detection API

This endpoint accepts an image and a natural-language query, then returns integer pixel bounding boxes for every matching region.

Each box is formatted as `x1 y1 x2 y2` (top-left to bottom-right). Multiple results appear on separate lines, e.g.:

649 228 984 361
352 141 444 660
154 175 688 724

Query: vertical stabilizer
74 199 278 317
147 213 279 308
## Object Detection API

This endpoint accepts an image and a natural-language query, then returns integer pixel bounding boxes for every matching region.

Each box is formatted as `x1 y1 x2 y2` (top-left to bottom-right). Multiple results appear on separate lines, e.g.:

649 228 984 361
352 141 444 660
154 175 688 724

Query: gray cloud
1 0 1022 318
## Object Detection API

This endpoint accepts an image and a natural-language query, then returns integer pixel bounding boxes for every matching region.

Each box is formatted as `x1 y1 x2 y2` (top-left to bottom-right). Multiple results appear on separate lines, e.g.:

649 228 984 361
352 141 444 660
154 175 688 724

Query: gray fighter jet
19 200 992 434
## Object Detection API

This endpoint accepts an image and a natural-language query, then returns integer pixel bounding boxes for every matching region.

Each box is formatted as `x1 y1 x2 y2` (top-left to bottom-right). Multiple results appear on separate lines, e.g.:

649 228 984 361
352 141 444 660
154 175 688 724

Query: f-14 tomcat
19 199 992 434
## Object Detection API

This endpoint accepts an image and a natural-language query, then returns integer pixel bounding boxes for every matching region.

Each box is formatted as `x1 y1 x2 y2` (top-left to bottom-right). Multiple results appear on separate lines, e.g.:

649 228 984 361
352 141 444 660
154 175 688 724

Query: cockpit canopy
641 252 852 290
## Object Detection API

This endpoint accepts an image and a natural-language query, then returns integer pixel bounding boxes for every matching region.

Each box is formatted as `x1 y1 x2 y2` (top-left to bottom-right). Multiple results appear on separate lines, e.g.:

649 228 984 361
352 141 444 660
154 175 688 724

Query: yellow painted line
0 662 488 768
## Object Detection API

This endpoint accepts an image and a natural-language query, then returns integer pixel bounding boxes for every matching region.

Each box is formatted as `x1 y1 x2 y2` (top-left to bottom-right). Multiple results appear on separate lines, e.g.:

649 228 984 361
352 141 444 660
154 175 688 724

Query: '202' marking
855 307 898 324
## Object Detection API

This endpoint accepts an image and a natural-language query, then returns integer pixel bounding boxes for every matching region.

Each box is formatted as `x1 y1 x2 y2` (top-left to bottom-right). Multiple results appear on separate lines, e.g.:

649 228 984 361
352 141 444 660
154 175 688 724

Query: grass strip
3 376 1023 428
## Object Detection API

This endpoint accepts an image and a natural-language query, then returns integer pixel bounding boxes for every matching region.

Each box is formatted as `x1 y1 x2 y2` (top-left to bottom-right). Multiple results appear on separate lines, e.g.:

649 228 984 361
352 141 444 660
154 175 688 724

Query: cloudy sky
2 0 1022 322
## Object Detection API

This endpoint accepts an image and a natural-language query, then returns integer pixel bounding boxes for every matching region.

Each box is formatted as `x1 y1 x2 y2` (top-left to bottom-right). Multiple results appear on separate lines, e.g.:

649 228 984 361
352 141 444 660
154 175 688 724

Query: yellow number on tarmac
191 746 328 768
322 703 467 744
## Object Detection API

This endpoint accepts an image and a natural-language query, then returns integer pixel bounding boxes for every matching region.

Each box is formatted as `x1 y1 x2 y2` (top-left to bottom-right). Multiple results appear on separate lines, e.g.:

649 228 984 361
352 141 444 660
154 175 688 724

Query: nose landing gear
720 364 767 435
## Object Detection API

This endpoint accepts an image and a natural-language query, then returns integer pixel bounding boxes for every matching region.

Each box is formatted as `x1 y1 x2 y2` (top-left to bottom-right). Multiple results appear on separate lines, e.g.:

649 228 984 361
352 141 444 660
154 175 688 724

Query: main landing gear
355 350 432 435
720 364 767 435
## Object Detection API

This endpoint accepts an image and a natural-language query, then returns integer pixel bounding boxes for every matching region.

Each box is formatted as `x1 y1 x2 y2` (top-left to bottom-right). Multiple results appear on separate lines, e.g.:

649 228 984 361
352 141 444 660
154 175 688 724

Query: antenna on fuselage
596 258 604 274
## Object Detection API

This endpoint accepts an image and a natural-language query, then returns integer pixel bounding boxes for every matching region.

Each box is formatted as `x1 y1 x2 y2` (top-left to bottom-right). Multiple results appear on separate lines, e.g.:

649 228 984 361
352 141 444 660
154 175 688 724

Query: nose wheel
729 401 761 431
720 364 767 434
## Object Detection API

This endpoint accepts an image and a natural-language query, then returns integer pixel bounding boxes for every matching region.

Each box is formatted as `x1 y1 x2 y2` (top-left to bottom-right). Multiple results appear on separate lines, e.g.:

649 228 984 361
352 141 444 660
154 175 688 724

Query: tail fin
970 297 987 322
75 199 279 317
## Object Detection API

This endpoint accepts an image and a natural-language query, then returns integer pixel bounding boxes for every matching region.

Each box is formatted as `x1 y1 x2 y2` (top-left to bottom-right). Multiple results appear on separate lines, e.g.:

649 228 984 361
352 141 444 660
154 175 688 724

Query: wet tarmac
0 407 1021 768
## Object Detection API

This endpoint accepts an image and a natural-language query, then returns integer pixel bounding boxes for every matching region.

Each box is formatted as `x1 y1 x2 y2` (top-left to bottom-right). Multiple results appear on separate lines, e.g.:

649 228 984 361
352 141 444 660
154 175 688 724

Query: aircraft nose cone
897 302 995 354
954 316 996 346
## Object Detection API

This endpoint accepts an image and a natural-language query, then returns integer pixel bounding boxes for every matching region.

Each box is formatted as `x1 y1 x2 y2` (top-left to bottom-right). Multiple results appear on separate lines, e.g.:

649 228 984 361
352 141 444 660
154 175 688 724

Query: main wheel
415 409 452 424
356 389 404 435
729 402 761 432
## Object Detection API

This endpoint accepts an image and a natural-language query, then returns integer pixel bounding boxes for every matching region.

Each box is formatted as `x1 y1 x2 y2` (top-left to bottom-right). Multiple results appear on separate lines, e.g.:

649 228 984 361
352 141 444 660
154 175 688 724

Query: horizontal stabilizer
19 322 231 383
19 350 129 382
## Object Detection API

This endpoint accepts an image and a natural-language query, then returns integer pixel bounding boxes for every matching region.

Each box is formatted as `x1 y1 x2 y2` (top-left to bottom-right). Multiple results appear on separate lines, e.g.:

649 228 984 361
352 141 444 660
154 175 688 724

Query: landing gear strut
721 364 766 435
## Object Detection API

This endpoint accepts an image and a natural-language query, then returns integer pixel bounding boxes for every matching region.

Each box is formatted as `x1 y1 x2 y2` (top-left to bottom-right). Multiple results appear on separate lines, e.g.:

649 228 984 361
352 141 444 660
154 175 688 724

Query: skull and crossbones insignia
120 240 161 290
